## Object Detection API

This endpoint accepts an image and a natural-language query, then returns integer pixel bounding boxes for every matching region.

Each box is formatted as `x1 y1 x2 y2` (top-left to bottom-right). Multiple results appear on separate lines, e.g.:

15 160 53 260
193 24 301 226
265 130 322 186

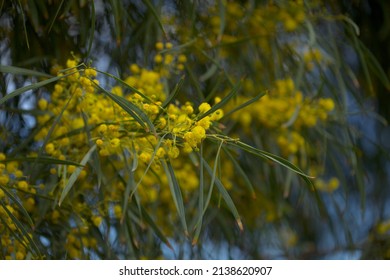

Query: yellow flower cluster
24 54 226 258
0 153 37 259
175 1 307 60
167 0 342 226
232 78 335 156
153 41 188 74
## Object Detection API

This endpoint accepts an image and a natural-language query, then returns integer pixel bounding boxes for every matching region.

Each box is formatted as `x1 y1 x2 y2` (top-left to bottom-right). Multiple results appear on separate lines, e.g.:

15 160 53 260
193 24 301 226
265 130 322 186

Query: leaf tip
237 219 244 232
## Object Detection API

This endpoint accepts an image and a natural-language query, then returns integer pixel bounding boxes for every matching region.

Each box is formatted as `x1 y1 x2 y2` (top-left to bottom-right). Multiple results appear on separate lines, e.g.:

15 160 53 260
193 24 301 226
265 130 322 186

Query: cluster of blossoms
232 78 335 156
174 0 307 61
0 153 36 259
0 1 354 259
170 0 342 196
15 45 224 258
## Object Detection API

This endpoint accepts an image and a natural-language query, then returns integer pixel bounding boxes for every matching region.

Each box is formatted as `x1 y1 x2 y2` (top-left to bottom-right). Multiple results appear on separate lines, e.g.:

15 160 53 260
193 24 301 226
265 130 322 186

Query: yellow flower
154 54 163 64
15 251 25 260
38 98 48 110
66 59 78 68
45 143 55 155
328 177 340 191
68 165 76 173
96 139 104 146
210 109 224 121
97 124 108 134
182 142 193 153
196 116 211 129
91 215 103 227
111 86 123 96
192 125 206 139
155 42 164 50
184 104 194 114
113 205 122 219
110 138 121 148
198 102 211 113
17 181 29 191
178 54 187 63
23 197 35 212
167 146 180 159
99 149 109 157
319 98 335 111
130 64 140 74
139 151 152 163
51 210 60 221
85 68 97 77
156 147 166 158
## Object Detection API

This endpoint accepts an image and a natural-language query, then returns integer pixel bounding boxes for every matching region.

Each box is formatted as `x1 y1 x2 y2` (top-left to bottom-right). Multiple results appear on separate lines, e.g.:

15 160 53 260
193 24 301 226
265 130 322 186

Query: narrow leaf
226 139 313 180
0 71 77 106
192 143 204 245
47 0 65 33
142 0 168 39
139 205 173 250
17 0 30 49
162 75 185 108
121 149 136 224
86 0 96 58
162 160 188 235
222 91 266 120
0 65 52 78
202 159 243 231
0 156 84 167
59 145 96 205
223 147 256 199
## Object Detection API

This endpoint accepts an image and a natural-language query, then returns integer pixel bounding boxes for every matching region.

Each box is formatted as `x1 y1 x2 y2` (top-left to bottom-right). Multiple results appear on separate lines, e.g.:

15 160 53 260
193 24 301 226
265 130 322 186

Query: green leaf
120 149 136 224
223 147 256 199
131 134 166 198
221 137 327 216
162 160 188 236
109 0 122 44
142 0 168 39
0 65 52 78
86 0 96 58
58 145 96 206
202 141 223 220
17 0 30 49
0 71 77 106
192 143 204 245
0 156 84 167
202 158 243 231
139 205 173 250
162 75 185 108
226 139 313 181
222 91 266 120
47 0 65 33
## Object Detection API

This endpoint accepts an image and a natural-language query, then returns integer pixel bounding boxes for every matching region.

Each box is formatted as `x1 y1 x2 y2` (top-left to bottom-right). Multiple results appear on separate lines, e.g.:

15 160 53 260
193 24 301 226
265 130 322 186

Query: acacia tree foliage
1 0 390 259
